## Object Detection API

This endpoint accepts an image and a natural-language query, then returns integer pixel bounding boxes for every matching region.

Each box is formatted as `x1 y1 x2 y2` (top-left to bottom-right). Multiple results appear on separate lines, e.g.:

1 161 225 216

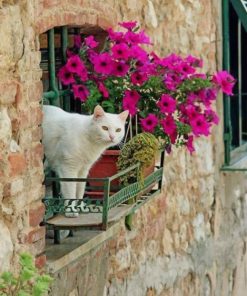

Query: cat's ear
118 110 129 122
93 105 105 120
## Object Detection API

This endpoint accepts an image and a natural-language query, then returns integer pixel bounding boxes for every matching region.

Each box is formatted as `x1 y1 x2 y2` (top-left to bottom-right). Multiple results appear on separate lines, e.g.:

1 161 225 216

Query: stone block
27 226 46 243
31 142 44 167
30 106 43 126
0 81 17 105
8 152 26 177
29 203 45 227
10 178 24 195
0 107 11 145
28 81 43 102
35 254 46 269
30 237 46 256
0 220 13 273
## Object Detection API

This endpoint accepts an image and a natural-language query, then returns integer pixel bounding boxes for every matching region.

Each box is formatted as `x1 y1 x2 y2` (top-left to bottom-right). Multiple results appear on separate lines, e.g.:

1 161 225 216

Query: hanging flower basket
57 21 235 155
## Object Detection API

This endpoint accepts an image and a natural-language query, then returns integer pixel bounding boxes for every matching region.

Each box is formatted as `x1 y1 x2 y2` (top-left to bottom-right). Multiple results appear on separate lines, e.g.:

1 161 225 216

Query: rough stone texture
0 220 13 272
0 0 247 295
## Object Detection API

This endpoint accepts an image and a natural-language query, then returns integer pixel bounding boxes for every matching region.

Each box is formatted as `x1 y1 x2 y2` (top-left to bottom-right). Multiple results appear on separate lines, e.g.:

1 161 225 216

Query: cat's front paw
64 199 79 217
77 200 90 213
65 212 79 218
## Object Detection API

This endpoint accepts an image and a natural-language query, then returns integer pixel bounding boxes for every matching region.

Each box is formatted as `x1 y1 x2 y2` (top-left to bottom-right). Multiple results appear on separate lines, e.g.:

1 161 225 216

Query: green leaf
20 268 35 282
32 282 50 296
0 272 14 283
20 253 35 269
32 275 53 296
18 290 31 296
101 101 115 113
0 253 53 296
0 283 6 289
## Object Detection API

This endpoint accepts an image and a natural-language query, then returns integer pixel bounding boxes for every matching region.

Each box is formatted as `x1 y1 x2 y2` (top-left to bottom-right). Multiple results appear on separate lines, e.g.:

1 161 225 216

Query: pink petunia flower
74 35 82 48
66 49 76 58
125 30 151 45
87 49 98 64
122 97 137 116
140 114 158 133
204 109 219 125
187 93 198 104
107 28 124 42
93 53 113 75
72 84 89 102
112 43 130 60
57 66 75 85
157 94 176 114
212 70 235 95
66 55 87 76
161 115 177 136
160 53 182 68
197 88 217 106
138 30 152 44
190 114 210 136
186 135 195 154
123 90 140 103
163 73 182 91
138 62 157 76
125 31 140 44
184 104 201 121
130 71 148 86
175 61 196 78
98 82 109 98
84 36 99 49
119 21 137 31
111 61 129 77
78 68 88 82
185 55 203 68
170 132 177 144
129 45 148 63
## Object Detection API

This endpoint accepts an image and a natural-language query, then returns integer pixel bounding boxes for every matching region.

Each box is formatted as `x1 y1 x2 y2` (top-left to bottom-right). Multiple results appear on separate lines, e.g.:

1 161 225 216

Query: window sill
230 142 247 164
45 187 162 273
46 222 121 273
221 150 247 172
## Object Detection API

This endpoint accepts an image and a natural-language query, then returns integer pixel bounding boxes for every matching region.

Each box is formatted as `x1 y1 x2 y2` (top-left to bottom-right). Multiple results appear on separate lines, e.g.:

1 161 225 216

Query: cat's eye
116 128 121 132
102 126 108 131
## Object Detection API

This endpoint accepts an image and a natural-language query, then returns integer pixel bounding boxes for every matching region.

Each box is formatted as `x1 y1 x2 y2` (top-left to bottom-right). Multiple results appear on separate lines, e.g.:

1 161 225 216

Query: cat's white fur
42 105 128 217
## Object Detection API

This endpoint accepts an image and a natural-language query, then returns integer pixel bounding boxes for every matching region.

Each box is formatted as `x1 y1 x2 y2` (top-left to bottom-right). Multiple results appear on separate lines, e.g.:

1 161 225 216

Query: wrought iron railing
42 153 164 244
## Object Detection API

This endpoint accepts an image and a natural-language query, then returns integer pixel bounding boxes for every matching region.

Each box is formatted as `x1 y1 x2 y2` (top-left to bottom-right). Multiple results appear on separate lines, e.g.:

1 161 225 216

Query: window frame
40 26 165 244
222 0 247 168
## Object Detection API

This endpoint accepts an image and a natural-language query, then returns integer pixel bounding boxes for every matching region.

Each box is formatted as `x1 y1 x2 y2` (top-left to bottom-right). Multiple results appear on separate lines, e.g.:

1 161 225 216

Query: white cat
42 105 129 217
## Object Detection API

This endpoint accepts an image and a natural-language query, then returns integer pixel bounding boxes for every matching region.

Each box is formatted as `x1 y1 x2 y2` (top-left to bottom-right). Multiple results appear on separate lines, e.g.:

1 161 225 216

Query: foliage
58 21 235 153
117 132 159 186
0 253 53 296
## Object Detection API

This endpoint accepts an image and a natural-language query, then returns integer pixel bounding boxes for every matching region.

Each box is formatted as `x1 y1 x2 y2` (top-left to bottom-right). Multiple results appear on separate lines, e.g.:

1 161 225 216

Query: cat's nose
109 135 115 141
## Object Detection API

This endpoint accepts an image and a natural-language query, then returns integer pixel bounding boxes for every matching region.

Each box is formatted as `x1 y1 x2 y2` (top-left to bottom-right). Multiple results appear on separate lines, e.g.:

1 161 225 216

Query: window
40 26 164 244
222 0 247 167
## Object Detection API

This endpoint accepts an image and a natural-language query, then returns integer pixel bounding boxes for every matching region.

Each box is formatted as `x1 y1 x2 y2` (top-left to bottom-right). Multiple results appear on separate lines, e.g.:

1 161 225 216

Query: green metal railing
43 161 164 243
42 27 73 111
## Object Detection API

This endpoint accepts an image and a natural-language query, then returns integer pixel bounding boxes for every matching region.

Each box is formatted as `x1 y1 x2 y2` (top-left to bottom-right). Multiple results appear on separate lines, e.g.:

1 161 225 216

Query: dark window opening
223 1 247 167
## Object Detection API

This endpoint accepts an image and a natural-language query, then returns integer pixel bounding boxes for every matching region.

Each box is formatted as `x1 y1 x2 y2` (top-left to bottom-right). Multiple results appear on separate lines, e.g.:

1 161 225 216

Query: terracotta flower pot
87 149 155 198
87 150 120 198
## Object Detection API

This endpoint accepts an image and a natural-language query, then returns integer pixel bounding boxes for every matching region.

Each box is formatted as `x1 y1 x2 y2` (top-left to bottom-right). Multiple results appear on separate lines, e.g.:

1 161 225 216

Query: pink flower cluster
57 21 235 153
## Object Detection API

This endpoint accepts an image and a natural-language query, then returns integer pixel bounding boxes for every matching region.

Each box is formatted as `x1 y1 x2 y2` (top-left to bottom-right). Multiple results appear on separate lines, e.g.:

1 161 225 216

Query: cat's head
90 105 129 147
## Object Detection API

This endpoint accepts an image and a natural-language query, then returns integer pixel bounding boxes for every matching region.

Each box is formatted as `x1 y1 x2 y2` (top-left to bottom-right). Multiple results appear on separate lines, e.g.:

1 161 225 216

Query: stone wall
0 0 247 295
